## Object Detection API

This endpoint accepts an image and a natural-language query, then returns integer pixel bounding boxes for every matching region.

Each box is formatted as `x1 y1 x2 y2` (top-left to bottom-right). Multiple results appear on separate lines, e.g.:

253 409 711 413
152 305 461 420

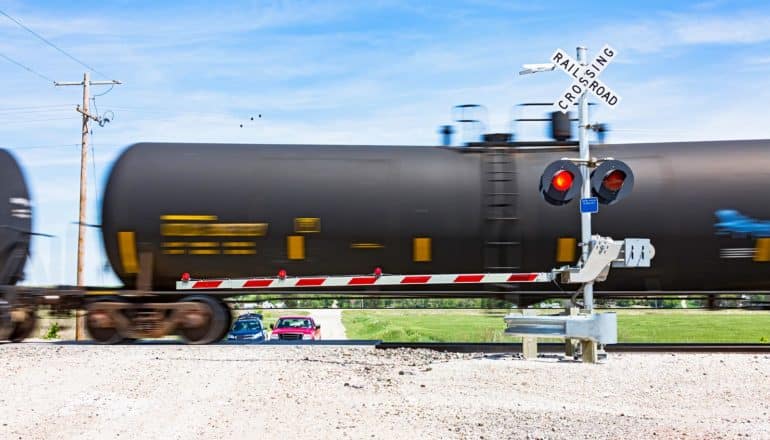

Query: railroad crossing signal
552 44 621 113
539 158 633 206
520 44 630 315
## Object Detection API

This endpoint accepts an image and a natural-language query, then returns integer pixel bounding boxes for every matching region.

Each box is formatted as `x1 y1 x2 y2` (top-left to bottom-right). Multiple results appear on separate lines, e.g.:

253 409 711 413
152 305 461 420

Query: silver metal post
577 46 594 312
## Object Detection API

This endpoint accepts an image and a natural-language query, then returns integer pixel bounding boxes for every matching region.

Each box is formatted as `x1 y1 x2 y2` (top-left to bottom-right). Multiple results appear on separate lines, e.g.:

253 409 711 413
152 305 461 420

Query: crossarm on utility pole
76 105 100 121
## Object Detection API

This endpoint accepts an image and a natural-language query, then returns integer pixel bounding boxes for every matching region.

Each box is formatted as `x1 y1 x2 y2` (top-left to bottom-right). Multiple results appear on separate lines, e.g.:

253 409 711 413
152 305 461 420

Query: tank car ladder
481 148 521 272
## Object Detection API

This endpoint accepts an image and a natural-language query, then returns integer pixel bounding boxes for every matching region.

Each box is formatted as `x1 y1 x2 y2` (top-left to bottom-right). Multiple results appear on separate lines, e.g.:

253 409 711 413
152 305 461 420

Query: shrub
44 322 60 340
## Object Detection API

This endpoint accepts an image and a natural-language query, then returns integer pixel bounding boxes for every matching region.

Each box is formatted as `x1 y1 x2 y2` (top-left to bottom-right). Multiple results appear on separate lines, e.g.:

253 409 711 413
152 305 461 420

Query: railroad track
374 342 770 353
42 340 770 352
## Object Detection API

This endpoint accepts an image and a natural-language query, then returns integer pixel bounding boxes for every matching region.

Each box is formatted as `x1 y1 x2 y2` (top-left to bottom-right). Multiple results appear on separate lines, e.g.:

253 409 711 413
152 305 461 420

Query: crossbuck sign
552 44 620 113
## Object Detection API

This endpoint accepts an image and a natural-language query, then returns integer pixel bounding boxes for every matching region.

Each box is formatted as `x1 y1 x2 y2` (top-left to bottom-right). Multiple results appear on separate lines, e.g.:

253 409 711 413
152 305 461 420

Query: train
0 149 34 342
2 138 770 343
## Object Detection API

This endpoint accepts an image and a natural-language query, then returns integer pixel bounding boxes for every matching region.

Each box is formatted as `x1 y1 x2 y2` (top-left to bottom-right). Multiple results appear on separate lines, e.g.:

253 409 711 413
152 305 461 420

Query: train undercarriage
83 295 232 344
0 288 38 342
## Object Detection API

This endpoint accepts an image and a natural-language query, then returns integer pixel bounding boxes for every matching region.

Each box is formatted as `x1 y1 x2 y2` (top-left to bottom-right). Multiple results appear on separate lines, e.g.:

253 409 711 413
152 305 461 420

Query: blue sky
2 0 770 286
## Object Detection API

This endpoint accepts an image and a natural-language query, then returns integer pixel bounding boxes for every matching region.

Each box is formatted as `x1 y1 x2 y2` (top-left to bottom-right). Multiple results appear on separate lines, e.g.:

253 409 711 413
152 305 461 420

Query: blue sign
580 197 599 214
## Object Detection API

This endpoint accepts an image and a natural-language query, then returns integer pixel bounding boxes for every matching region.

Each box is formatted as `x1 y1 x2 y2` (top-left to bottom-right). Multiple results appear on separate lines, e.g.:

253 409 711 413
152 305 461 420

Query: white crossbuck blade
551 44 621 113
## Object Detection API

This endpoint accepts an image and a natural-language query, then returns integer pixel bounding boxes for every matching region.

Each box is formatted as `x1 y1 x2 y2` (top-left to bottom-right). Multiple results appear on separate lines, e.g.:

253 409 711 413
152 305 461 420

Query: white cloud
672 13 770 45
595 9 770 54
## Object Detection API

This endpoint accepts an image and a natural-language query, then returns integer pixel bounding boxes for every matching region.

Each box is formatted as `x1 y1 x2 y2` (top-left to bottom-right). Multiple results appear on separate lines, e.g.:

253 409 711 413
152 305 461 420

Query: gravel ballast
0 344 767 439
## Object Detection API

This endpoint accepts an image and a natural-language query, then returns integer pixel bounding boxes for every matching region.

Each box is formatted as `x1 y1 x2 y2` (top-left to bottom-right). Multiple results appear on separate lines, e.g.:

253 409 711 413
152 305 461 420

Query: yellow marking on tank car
223 241 257 247
163 249 186 255
205 223 268 237
413 237 432 262
224 249 257 255
351 243 384 249
556 237 577 263
754 238 770 262
187 242 219 247
160 214 218 221
287 235 305 260
189 249 220 255
86 290 118 295
161 223 268 237
161 223 198 236
117 231 139 274
294 217 321 233
162 242 187 248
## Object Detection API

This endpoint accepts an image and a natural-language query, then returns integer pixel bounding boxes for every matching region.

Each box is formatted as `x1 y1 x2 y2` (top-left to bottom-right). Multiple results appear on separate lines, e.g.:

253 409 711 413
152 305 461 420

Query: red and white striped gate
176 270 554 290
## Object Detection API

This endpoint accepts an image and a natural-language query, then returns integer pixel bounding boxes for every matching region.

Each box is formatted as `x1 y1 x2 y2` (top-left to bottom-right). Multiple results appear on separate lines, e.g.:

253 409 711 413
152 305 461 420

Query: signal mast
522 45 632 313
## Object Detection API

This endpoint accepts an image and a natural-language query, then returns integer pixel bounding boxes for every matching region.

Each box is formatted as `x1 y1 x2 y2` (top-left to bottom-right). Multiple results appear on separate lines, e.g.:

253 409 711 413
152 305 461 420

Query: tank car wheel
9 309 36 342
0 300 13 340
85 301 124 345
215 299 232 342
178 295 228 345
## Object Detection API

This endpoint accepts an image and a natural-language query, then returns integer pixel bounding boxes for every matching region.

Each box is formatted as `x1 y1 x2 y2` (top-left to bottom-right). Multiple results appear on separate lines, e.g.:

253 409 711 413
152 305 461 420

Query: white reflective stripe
11 208 31 218
720 248 755 258
9 197 31 207
175 272 553 290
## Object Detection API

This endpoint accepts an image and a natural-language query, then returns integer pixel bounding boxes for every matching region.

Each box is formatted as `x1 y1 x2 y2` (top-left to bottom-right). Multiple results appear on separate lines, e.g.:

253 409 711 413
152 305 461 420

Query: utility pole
55 72 121 340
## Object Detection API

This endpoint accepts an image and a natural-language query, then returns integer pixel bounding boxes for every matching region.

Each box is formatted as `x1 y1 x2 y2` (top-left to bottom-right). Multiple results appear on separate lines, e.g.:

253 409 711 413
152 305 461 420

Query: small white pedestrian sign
552 44 620 113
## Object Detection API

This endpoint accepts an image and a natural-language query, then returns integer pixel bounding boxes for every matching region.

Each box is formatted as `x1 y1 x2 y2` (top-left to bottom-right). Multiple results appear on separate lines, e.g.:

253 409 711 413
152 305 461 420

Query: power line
0 9 109 78
109 107 248 119
92 83 114 97
0 108 72 115
5 143 80 150
0 116 81 127
0 51 54 83
0 104 70 111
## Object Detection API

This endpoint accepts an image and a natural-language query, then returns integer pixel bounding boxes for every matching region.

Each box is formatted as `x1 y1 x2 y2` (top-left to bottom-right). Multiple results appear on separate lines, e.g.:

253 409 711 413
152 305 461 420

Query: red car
269 316 321 341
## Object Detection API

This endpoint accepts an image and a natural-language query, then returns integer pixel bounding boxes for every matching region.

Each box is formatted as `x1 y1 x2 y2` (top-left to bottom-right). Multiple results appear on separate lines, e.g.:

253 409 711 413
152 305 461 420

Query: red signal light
278 269 287 279
602 170 626 192
540 160 583 206
181 272 191 282
589 160 634 205
552 170 574 192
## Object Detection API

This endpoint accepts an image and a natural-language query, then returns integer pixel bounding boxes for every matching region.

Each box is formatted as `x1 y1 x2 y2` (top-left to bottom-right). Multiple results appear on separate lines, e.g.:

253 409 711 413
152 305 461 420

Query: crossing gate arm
176 272 554 291
174 236 653 291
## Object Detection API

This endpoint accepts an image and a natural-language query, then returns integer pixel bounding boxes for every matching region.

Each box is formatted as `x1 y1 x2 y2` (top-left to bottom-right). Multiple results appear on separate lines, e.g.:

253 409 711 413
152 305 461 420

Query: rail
374 342 770 353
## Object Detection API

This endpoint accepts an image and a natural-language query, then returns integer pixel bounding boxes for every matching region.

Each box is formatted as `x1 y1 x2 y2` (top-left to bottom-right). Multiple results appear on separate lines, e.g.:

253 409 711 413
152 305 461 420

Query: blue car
227 313 267 342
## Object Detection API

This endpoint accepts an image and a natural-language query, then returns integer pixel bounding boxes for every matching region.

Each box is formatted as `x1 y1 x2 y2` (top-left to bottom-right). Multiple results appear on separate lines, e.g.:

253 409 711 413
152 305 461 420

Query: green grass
616 310 770 343
342 309 510 342
342 309 770 343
